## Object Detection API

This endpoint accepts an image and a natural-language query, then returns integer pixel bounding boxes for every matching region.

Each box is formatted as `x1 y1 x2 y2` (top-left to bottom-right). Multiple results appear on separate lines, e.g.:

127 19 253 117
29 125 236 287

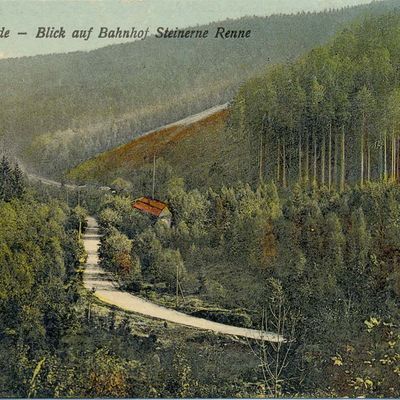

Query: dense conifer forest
229 12 400 189
97 180 400 397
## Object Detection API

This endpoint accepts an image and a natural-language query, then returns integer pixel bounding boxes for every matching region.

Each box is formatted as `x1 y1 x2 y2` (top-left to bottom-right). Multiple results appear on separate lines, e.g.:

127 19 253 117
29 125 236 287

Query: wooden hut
132 197 172 227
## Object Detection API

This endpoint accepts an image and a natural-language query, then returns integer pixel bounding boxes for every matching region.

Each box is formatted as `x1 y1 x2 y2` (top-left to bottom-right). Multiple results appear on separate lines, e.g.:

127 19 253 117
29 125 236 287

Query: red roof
132 197 169 217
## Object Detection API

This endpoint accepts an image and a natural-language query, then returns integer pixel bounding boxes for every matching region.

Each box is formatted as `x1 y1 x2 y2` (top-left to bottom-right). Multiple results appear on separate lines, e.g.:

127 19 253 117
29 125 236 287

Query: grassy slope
86 293 260 397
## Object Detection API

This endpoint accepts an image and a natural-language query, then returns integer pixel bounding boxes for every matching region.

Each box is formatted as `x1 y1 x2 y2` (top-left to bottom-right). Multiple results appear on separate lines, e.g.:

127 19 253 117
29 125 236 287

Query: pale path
82 216 283 342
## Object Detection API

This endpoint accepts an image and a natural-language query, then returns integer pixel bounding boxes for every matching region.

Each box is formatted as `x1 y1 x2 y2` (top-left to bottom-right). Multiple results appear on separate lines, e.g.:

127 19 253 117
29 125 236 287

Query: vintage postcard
0 0 399 398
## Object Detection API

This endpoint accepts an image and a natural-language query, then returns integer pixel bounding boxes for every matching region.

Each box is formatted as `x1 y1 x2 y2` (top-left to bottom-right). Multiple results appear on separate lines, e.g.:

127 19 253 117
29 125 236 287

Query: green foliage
111 177 132 194
229 12 400 187
157 248 186 291
82 348 137 398
65 205 88 233
165 345 198 398
99 227 137 276
99 193 153 237
98 207 122 231
0 156 25 202
328 317 400 397
0 192 83 397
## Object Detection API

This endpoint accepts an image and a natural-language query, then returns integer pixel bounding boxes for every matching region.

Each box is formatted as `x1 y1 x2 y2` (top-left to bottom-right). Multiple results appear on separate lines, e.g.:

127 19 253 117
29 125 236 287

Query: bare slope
67 104 234 189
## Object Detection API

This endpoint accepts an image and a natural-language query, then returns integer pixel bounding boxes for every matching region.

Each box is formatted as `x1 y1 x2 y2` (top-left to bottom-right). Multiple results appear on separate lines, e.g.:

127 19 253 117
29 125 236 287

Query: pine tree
12 163 25 199
0 156 12 202
346 208 371 304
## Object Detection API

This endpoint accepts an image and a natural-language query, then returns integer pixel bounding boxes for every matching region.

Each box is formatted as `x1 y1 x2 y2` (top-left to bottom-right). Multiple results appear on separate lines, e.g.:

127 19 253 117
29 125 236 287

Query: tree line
229 12 400 190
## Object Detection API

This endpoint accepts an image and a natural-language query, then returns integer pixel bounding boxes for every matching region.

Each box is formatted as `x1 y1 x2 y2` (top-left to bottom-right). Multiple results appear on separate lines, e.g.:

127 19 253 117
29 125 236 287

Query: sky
0 0 374 59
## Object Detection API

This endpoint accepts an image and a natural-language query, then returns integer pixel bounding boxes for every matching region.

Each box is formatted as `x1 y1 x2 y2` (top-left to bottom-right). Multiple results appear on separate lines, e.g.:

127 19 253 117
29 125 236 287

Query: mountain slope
69 8 400 196
68 106 231 192
2 1 399 177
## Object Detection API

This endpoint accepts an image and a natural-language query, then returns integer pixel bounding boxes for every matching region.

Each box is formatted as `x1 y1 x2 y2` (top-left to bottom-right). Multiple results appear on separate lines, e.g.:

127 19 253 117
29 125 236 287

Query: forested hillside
228 11 400 188
71 9 400 198
97 180 400 397
68 12 400 396
2 160 265 398
1 0 399 177
3 7 400 396
0 157 84 396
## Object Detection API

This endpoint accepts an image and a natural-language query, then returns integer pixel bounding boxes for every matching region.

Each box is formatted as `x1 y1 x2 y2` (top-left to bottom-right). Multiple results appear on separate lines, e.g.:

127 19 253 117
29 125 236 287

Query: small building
132 197 172 227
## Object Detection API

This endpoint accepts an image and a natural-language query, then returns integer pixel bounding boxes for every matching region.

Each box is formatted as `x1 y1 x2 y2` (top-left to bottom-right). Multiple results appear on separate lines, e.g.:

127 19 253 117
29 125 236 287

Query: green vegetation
4 6 400 398
3 160 400 396
228 11 400 189
0 158 265 398
2 1 399 177
98 181 400 397
0 157 85 396
92 12 400 397
0 156 25 201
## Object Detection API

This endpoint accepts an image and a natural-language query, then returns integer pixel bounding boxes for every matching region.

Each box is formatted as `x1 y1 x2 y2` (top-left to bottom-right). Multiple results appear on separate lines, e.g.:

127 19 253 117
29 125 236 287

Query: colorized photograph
0 0 400 397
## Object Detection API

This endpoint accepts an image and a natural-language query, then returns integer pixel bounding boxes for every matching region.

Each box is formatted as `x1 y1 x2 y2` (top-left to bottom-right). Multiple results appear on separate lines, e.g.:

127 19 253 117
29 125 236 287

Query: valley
1 1 400 397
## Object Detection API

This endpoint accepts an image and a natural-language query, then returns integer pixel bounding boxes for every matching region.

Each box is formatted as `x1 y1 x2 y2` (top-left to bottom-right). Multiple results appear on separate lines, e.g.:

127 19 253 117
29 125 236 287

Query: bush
157 248 187 292
190 308 252 328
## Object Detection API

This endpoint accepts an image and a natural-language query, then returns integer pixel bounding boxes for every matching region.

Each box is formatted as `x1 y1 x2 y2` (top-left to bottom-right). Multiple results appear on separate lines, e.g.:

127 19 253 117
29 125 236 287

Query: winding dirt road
23 103 281 342
82 216 282 342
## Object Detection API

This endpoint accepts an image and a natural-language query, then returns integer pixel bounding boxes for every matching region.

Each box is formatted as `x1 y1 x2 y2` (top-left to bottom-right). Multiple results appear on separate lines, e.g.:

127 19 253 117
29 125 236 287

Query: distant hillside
2 1 399 177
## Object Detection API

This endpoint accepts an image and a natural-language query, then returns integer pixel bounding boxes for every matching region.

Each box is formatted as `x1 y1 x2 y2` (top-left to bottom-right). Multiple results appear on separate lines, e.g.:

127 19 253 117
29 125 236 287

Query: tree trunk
328 122 332 190
321 134 326 186
392 131 395 182
360 131 364 187
259 133 263 183
305 133 310 184
264 133 267 181
334 133 338 189
298 135 302 183
380 134 383 181
277 139 281 184
384 132 387 182
340 125 345 192
367 145 371 182
282 139 287 188
396 136 399 183
397 137 400 183
313 134 317 185
395 134 397 182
